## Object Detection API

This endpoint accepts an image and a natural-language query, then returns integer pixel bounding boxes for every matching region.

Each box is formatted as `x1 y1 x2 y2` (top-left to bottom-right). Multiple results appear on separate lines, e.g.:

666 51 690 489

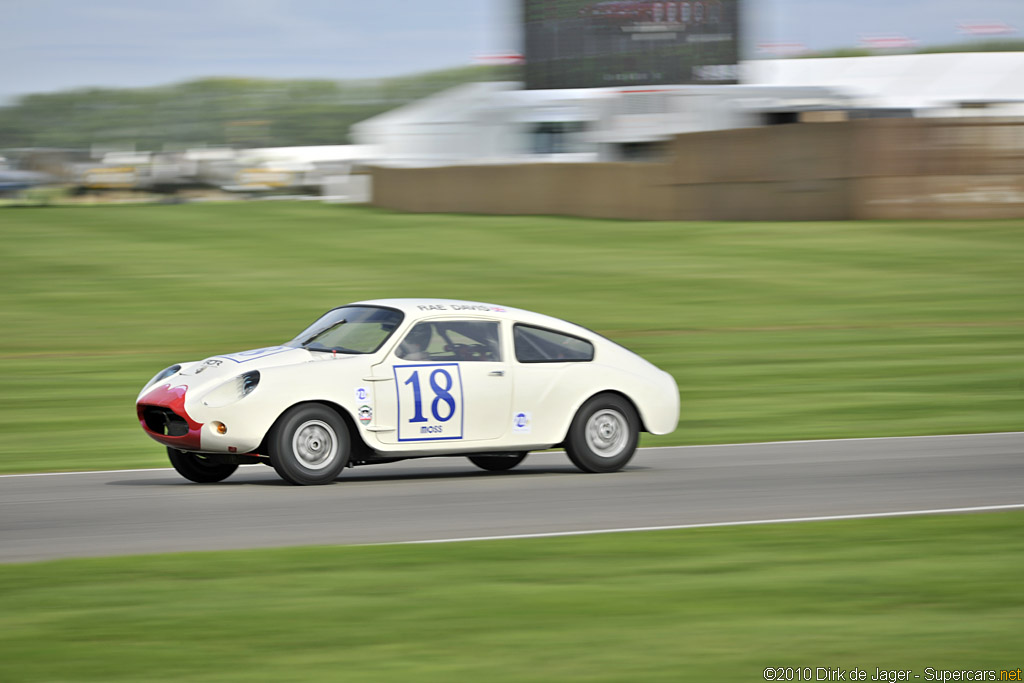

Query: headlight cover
202 370 261 408
142 364 181 392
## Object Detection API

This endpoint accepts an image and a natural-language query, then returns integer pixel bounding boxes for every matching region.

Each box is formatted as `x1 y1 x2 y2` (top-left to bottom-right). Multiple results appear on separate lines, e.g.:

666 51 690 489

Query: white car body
137 299 679 483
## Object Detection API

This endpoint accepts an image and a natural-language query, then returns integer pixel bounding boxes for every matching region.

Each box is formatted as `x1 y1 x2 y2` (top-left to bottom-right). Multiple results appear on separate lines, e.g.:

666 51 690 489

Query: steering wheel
446 343 486 361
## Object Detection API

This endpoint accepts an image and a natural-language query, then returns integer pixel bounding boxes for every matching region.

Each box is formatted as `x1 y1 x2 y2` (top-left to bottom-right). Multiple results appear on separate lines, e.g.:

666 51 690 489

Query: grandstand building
352 52 1024 167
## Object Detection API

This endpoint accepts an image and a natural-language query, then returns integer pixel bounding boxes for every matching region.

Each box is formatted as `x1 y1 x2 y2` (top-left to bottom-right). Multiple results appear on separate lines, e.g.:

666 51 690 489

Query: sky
1 0 1022 102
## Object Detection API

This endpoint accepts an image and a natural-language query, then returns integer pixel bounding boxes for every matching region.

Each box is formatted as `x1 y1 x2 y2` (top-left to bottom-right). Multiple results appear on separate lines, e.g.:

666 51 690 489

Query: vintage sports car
136 299 680 485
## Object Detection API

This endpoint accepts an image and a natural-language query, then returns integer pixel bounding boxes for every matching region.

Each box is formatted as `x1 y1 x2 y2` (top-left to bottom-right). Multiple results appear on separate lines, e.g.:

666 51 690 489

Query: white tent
351 82 524 165
745 52 1024 114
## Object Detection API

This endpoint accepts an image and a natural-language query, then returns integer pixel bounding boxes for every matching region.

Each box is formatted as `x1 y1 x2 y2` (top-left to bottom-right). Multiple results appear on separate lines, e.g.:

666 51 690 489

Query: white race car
136 299 680 485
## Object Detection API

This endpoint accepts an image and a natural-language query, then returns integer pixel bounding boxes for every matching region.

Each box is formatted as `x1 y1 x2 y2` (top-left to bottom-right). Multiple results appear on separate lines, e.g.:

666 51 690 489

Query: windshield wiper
300 319 346 346
305 344 361 354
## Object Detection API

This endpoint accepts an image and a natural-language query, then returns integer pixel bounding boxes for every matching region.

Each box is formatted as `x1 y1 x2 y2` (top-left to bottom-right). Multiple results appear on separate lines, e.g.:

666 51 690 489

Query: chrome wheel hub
292 420 337 470
585 409 628 458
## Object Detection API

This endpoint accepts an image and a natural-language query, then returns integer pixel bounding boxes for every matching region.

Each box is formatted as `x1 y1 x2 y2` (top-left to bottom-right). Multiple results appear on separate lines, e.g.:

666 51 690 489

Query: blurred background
1 0 1022 469
1 0 1023 215
1 5 1022 680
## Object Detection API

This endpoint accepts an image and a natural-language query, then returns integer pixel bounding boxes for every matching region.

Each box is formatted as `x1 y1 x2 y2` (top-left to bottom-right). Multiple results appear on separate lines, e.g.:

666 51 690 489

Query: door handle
488 370 505 377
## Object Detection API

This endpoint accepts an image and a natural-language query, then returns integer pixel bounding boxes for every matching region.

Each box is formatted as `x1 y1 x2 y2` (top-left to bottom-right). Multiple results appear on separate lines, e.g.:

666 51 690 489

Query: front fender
182 357 373 454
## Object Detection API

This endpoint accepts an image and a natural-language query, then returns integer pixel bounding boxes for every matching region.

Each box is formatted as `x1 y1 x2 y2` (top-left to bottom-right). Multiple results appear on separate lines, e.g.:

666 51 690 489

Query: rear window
514 324 594 363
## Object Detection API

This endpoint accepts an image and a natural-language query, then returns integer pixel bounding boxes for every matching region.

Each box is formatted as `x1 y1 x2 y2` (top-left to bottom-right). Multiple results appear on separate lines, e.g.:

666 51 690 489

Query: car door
507 323 598 443
371 318 512 445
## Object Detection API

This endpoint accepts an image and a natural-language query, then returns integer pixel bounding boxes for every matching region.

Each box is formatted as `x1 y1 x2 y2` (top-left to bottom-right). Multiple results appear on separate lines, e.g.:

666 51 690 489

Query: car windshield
286 306 404 354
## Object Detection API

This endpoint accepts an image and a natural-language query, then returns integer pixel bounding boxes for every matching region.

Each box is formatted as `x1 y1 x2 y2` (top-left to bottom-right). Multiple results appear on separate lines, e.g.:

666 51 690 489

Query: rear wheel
269 404 350 485
565 394 639 473
167 448 238 483
468 453 527 471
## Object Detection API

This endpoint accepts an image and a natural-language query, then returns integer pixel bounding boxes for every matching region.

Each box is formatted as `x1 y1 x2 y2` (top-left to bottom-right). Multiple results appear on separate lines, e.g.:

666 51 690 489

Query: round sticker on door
513 411 531 434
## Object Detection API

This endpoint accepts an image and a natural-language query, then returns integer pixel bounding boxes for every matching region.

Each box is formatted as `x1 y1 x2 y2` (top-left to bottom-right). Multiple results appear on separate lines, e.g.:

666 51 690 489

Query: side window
514 325 594 363
397 321 501 362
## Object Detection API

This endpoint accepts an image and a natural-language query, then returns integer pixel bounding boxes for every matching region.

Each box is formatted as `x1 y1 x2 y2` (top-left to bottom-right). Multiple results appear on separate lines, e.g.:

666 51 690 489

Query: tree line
0 65 520 152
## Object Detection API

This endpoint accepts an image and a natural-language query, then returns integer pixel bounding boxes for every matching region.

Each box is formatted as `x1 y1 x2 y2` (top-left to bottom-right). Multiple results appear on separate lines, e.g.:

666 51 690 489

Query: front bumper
137 383 203 451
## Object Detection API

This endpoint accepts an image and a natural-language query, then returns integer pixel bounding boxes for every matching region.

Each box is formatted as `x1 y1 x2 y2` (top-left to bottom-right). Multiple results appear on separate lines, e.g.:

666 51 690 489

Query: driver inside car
397 324 433 361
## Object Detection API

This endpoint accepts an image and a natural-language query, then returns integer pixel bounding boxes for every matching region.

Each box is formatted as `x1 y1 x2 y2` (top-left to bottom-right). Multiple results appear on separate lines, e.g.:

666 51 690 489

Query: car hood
138 345 357 402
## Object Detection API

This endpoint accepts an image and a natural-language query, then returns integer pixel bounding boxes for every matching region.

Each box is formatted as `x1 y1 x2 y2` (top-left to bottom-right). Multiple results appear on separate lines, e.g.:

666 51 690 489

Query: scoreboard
524 0 742 89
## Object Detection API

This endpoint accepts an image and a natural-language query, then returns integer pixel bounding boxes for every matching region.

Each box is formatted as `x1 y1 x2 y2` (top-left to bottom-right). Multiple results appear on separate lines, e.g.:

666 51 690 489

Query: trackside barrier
370 118 1024 220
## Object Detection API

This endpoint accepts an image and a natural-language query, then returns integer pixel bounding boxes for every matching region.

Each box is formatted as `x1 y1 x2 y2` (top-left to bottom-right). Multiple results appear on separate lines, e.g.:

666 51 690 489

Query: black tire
468 453 528 471
167 448 238 483
564 393 639 473
269 404 350 485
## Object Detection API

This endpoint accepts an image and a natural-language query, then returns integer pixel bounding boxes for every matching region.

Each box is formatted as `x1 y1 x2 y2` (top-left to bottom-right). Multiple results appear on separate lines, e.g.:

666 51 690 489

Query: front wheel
269 404 350 485
167 448 238 483
564 394 639 473
468 453 528 471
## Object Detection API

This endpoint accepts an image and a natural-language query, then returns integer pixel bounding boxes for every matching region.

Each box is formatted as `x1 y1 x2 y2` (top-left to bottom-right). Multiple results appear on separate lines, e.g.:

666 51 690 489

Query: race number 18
394 364 464 441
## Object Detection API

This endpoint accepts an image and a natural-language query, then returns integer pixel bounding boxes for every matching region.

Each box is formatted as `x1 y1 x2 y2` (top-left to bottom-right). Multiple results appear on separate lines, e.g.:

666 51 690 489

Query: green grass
0 203 1022 472
1 511 1021 681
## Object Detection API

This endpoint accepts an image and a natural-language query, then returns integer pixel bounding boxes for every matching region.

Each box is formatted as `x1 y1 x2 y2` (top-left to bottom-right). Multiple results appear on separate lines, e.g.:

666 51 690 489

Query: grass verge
0 511 1021 681
0 203 1021 472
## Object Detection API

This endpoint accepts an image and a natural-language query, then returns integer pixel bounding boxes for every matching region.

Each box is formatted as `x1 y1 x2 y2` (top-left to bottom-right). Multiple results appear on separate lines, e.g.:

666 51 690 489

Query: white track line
0 464 266 478
643 431 1024 449
1 431 1021 479
374 503 1024 546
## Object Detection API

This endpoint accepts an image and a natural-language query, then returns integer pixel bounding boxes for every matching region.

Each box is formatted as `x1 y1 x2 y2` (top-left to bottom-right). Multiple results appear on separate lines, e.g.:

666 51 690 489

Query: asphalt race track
1 433 1022 564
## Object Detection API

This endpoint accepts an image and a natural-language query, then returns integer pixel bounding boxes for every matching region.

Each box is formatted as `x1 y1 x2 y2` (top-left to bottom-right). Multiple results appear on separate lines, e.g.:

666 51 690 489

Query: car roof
350 298 594 338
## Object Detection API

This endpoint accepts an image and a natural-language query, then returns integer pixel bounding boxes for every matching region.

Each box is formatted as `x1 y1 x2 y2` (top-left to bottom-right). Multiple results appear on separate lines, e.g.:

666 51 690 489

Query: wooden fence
371 118 1024 220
